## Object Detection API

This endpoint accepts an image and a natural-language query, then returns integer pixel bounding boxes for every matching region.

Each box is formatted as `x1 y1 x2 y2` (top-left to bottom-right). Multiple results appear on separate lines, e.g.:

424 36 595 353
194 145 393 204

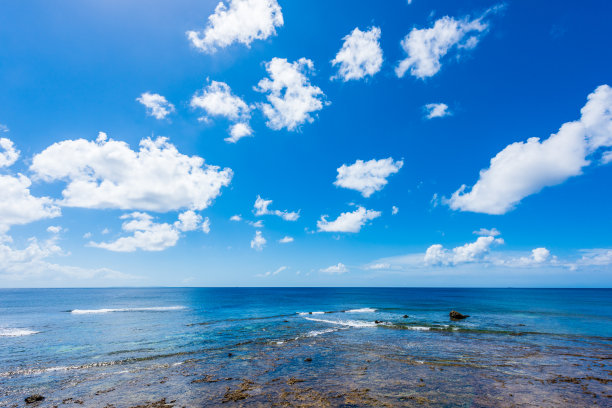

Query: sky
0 0 611 288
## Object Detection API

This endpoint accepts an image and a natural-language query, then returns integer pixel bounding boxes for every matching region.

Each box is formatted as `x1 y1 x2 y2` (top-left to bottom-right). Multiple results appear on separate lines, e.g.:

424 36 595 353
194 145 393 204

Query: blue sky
0 0 611 287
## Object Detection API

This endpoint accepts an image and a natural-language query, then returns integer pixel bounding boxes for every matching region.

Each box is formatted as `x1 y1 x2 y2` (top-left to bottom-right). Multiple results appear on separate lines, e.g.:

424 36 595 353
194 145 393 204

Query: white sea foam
0 328 39 337
305 328 337 337
297 311 325 315
303 317 376 328
345 308 377 313
407 326 430 331
70 306 186 314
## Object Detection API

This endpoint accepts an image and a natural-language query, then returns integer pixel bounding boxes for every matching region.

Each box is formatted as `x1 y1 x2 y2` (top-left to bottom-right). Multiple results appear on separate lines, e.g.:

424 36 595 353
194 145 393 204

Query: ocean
0 288 610 407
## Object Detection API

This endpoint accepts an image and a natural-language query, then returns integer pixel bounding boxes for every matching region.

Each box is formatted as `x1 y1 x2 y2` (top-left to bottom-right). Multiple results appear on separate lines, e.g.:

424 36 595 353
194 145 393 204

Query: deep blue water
1 288 611 407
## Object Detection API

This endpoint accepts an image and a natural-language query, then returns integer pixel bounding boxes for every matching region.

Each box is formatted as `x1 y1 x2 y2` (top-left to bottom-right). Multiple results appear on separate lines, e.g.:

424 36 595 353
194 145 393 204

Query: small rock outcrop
449 310 469 320
402 315 409 318
25 395 45 404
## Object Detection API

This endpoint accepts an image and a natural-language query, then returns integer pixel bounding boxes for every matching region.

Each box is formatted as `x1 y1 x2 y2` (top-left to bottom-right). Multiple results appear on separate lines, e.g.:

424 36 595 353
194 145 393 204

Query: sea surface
0 288 611 407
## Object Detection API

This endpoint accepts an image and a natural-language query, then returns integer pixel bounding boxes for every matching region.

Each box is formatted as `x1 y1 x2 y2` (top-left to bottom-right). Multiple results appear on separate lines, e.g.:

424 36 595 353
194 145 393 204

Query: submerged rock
449 310 469 320
25 395 44 404
402 315 409 318
304 357 312 362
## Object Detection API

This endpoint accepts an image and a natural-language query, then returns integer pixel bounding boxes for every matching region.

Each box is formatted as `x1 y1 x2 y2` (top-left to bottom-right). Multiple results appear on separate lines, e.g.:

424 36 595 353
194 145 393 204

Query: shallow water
1 288 611 407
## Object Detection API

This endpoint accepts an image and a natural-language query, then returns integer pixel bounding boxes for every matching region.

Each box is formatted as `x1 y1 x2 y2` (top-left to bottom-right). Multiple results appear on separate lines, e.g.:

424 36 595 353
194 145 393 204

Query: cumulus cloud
255 57 328 131
136 92 175 120
253 195 300 221
278 236 294 243
226 123 253 143
317 206 381 233
473 227 500 237
47 225 62 234
0 138 19 168
331 26 383 82
424 235 504 266
395 9 497 79
391 206 399 215
251 230 266 251
320 263 348 274
90 210 208 252
0 231 133 282
191 81 253 143
0 174 61 233
187 0 283 53
248 220 264 228
30 133 232 212
230 214 242 221
424 103 451 119
334 158 403 197
447 85 612 214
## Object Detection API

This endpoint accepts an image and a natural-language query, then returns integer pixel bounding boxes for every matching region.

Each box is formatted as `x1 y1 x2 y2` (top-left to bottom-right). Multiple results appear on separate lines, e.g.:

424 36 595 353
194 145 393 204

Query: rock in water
25 395 45 404
449 310 469 320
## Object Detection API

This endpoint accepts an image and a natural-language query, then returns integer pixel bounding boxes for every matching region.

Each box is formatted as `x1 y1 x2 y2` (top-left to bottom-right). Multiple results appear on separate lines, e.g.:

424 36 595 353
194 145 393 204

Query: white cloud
424 235 504 266
424 103 450 119
47 225 62 234
473 228 500 237
90 211 206 253
0 124 8 133
331 26 383 82
0 137 19 168
317 206 381 233
255 57 327 131
191 81 251 122
573 249 612 267
365 262 390 270
0 231 133 282
395 11 494 79
0 174 61 233
320 262 348 274
253 195 300 221
201 217 211 234
334 158 403 197
602 150 612 164
230 214 242 221
248 220 264 228
226 123 253 143
391 206 399 215
278 236 293 243
187 0 283 53
447 85 612 214
256 265 286 277
30 133 232 212
191 81 253 143
175 210 202 232
251 230 266 251
136 92 175 120
83 232 92 239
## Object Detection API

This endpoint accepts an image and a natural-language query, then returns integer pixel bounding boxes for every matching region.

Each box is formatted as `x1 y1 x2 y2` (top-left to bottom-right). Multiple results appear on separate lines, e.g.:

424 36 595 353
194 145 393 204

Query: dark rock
25 395 45 404
449 310 469 320
227 352 233 357
304 357 312 362
402 315 409 318
374 320 383 324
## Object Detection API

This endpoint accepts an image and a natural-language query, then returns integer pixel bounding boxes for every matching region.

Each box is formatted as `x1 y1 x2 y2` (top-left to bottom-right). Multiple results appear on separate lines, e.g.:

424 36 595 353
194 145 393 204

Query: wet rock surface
24 394 44 403
449 310 469 320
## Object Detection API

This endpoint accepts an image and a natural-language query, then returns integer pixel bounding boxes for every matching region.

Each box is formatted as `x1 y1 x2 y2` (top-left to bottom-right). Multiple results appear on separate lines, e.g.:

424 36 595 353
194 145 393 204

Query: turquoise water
1 288 611 407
